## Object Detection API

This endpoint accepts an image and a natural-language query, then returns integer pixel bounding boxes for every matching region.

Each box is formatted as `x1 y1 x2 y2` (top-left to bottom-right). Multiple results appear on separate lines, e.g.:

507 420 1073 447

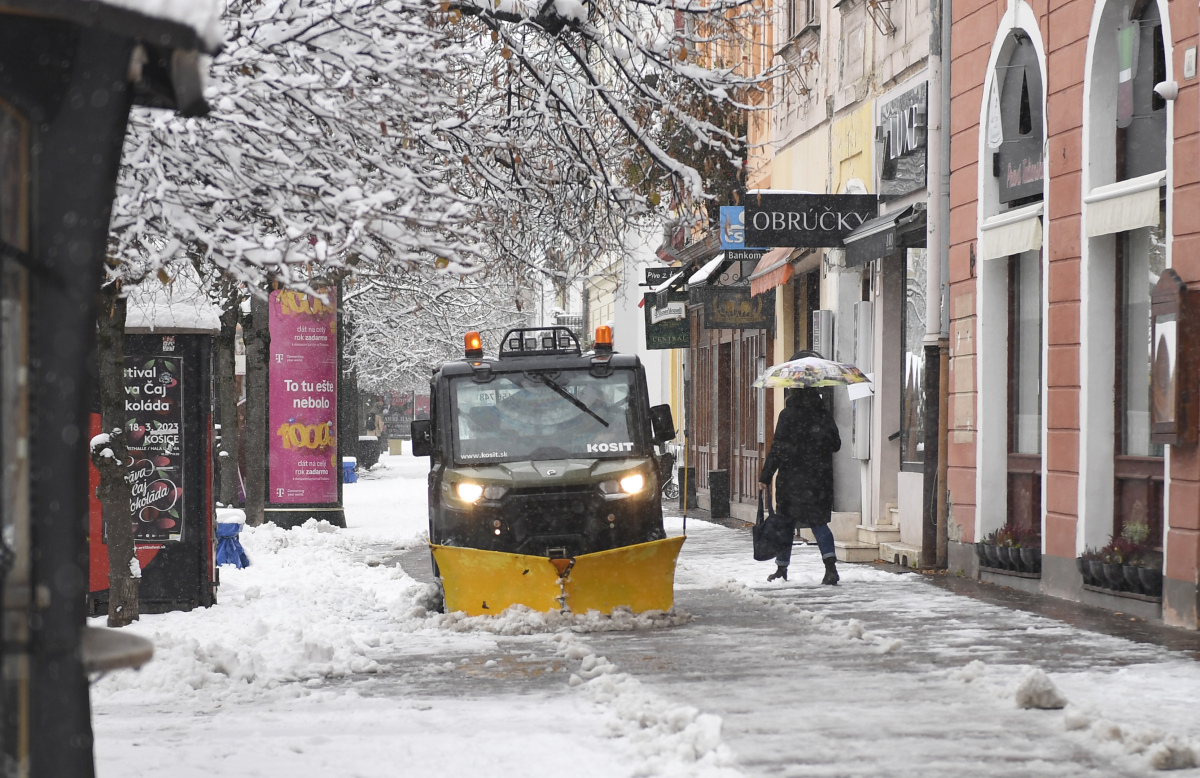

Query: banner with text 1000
269 289 338 504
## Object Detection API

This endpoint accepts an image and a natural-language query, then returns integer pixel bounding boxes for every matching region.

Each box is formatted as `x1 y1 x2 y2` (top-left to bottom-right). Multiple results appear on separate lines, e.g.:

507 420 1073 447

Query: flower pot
999 546 1017 571
1020 547 1041 574
1122 564 1144 595
1137 567 1163 597
1103 562 1126 590
975 543 988 564
1088 559 1107 587
1076 557 1093 586
983 544 1002 569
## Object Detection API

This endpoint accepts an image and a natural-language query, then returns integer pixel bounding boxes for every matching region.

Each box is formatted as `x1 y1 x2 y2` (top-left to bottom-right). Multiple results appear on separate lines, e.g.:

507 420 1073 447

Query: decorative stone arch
1078 0 1174 555
973 0 1049 547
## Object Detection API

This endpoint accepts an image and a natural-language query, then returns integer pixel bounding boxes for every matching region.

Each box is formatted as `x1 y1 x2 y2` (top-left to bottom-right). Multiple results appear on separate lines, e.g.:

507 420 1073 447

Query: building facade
734 0 938 557
947 0 1200 627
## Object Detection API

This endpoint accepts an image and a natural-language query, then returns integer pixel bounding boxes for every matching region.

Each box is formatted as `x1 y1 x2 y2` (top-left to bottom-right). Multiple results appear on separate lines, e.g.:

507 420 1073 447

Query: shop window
1116 1 1166 181
901 247 926 469
1007 250 1042 530
1114 212 1166 545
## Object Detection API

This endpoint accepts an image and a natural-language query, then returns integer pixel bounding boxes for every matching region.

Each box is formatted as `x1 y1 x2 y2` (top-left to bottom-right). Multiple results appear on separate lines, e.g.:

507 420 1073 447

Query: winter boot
821 557 840 586
767 565 788 582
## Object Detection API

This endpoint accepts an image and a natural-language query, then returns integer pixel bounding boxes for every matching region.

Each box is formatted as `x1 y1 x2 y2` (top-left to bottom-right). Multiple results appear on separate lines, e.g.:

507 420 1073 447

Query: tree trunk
243 292 270 527
92 283 139 627
216 299 240 507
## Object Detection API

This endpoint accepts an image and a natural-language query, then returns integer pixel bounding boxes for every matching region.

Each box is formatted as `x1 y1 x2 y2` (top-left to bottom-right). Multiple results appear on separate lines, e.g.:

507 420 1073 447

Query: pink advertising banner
269 289 338 504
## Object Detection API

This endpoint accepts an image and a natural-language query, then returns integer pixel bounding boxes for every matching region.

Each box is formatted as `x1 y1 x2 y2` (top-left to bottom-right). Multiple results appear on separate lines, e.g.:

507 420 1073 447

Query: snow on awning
1085 170 1165 238
651 271 685 294
979 202 1043 261
687 253 726 287
0 0 224 53
749 247 794 297
125 273 222 334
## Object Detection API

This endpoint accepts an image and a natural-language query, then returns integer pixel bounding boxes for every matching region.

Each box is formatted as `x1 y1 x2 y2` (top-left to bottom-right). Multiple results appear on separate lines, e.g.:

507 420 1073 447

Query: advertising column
266 288 344 528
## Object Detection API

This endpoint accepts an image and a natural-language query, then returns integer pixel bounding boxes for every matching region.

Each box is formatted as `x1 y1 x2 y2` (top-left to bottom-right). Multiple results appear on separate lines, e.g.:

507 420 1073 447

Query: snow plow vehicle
410 326 683 616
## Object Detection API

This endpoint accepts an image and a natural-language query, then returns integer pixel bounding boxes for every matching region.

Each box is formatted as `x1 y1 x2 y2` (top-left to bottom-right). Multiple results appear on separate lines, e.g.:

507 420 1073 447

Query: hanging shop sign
1150 268 1200 446
877 83 927 201
719 206 746 249
644 267 691 350
268 288 339 504
696 286 776 332
744 193 877 248
993 35 1045 204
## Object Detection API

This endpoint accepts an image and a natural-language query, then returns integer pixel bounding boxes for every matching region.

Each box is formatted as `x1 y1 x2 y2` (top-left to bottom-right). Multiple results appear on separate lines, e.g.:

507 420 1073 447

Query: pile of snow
424 604 691 636
215 508 246 525
1014 668 1068 709
92 520 429 702
552 631 742 777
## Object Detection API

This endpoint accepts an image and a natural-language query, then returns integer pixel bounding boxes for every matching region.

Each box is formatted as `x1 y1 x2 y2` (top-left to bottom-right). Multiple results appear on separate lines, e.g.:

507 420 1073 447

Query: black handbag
752 490 793 562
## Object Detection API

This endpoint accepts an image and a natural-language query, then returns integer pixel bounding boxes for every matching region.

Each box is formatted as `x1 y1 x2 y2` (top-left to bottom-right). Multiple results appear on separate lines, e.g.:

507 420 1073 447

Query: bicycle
662 471 680 500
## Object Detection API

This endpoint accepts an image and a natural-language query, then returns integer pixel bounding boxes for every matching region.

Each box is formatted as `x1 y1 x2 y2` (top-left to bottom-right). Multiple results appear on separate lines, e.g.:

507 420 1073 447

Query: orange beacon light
594 325 613 353
464 331 483 359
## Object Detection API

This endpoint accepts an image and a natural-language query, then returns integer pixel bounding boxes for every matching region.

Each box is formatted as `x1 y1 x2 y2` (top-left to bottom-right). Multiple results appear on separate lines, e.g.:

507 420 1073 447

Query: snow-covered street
91 454 1200 777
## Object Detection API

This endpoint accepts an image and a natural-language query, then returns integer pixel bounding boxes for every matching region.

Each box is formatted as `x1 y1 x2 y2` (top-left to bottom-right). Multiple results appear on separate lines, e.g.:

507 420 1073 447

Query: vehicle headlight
456 482 484 503
598 479 620 495
482 485 508 500
619 474 645 494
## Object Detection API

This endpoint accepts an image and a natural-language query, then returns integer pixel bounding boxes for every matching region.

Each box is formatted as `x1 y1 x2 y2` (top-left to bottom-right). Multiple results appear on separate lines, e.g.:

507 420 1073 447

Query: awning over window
1084 170 1165 238
978 202 1043 260
687 253 727 287
749 247 794 297
843 205 917 266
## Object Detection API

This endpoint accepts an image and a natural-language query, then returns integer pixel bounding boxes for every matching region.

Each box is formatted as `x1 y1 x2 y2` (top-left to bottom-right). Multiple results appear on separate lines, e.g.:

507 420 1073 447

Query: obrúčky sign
744 193 877 248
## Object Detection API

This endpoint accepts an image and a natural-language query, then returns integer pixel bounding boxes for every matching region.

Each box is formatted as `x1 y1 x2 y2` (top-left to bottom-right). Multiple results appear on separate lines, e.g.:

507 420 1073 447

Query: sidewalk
666 498 1200 660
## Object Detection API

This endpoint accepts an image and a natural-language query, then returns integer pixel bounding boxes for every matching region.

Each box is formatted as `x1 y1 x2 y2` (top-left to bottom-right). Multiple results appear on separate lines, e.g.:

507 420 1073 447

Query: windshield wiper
529 372 609 427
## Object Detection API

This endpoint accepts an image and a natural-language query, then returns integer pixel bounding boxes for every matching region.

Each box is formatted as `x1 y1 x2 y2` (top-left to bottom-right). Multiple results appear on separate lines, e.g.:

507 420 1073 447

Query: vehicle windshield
450 369 642 463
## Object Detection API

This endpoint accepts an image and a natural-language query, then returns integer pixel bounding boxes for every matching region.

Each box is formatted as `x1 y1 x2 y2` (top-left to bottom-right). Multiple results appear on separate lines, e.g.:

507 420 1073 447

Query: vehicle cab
411 326 676 560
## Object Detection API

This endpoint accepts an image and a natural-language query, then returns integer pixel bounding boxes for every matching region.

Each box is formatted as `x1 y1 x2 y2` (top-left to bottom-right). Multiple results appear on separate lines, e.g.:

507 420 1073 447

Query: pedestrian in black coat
759 387 842 584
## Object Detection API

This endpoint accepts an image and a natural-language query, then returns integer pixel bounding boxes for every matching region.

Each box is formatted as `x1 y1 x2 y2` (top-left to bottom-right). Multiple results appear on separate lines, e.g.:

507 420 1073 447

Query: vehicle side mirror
410 419 433 457
650 404 675 443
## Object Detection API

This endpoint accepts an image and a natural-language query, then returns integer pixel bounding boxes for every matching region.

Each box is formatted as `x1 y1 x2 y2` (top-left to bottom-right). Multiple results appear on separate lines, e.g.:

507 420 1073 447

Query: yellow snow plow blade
431 536 685 617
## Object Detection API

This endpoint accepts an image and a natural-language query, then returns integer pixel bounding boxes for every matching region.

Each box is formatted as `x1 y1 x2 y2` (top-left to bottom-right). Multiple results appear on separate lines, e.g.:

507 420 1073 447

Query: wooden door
733 330 772 504
690 311 713 491
717 342 732 472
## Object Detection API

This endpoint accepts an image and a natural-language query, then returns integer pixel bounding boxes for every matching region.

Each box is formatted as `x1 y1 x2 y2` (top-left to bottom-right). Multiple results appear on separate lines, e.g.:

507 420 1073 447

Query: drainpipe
922 0 951 569
936 0 952 570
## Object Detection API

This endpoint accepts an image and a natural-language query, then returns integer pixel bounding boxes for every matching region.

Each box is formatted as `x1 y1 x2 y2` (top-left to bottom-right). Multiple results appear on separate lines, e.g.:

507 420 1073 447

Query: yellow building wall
830 104 875 195
783 126 832 195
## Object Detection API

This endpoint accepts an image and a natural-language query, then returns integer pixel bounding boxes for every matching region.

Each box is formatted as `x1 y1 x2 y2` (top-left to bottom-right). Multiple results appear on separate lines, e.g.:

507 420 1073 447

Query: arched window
1117 0 1166 180
994 32 1045 206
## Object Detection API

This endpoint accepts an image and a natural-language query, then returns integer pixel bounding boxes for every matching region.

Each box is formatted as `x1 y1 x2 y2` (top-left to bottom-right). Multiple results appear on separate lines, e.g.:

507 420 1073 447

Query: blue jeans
775 522 836 567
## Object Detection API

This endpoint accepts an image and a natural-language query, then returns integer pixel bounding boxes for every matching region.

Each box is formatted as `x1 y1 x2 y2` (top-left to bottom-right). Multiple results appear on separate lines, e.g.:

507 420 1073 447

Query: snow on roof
94 0 223 51
124 273 222 334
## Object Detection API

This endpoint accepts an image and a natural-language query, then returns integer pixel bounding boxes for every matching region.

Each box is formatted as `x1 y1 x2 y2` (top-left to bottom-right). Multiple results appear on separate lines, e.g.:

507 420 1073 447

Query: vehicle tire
663 481 680 500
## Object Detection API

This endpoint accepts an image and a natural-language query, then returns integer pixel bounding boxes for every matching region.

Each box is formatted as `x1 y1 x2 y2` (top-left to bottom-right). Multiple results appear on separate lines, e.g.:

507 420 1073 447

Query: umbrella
752 356 869 389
